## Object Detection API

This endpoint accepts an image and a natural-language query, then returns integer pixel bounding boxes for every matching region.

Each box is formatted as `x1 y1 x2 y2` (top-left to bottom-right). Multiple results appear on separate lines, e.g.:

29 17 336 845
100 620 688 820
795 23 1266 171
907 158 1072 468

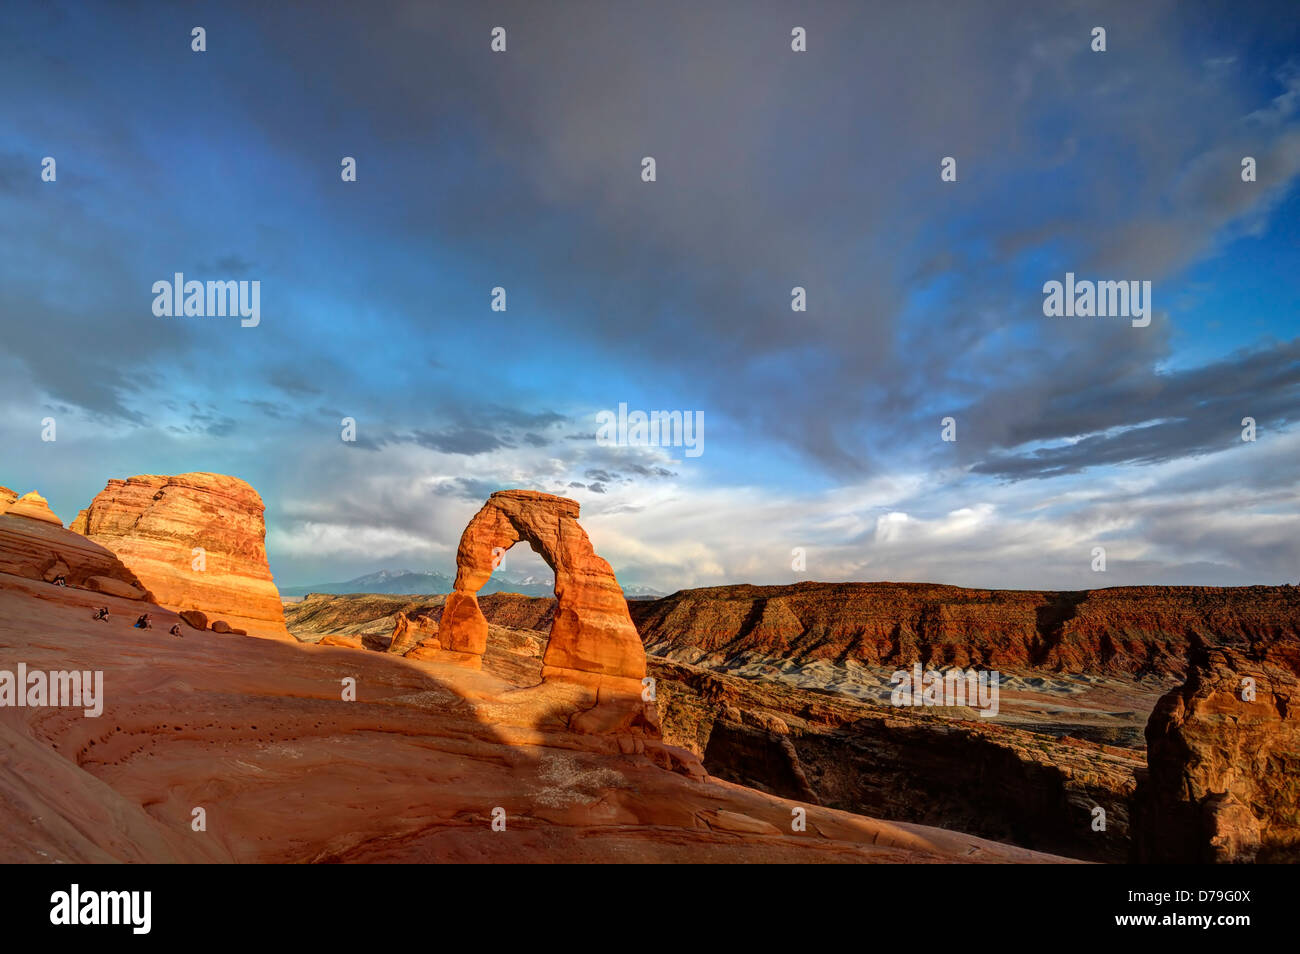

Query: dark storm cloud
218 0 1295 477
3 0 1298 507
973 339 1300 478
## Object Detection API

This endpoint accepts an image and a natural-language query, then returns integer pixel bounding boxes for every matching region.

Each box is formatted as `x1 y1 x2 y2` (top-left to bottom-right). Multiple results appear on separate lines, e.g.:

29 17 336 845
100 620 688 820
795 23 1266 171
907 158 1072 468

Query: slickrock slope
1134 641 1300 863
0 575 1064 864
70 473 290 641
441 491 645 691
629 582 1300 680
0 511 153 600
286 592 1142 861
286 583 1300 863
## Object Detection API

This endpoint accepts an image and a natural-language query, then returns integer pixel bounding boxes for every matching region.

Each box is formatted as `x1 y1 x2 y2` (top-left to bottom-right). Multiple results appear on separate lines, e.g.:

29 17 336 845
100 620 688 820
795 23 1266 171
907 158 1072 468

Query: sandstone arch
440 490 646 691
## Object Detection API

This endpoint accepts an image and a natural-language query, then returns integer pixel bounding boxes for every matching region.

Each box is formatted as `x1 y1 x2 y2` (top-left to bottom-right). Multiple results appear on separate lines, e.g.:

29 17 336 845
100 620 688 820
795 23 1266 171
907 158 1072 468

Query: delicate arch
439 491 646 687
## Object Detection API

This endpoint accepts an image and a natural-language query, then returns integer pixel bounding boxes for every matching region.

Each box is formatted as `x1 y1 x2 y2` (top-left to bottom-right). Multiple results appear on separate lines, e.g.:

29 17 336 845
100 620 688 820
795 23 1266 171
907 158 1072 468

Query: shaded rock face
1134 643 1300 863
653 658 1139 863
440 491 646 689
69 473 290 641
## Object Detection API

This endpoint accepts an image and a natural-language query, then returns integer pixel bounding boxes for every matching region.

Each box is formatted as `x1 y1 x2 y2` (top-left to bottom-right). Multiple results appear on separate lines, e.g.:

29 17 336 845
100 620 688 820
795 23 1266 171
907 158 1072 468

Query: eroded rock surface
5 491 62 526
0 569 1065 864
0 506 152 599
388 610 439 656
1134 642 1300 863
630 582 1300 680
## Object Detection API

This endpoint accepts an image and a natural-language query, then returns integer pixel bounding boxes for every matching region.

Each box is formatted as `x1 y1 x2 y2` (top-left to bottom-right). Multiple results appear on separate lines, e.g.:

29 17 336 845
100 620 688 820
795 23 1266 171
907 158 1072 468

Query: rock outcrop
5 491 62 526
388 610 439 656
0 486 17 513
1134 642 1300 863
630 582 1300 680
0 490 152 599
69 473 290 641
440 491 646 692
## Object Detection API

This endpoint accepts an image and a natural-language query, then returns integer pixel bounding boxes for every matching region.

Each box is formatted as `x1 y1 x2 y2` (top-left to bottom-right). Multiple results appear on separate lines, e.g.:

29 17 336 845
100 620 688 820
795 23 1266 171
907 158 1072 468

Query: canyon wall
629 582 1300 678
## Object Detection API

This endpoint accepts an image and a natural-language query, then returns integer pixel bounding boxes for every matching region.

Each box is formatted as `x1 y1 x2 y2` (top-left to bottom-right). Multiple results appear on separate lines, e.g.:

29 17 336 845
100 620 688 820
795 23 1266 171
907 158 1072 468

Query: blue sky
2 0 1298 591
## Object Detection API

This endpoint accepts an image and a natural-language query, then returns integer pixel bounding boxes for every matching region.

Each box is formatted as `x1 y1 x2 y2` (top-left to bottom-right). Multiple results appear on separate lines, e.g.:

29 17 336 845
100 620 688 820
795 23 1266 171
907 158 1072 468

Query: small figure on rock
133 612 152 630
169 623 183 638
92 607 109 621
51 574 67 587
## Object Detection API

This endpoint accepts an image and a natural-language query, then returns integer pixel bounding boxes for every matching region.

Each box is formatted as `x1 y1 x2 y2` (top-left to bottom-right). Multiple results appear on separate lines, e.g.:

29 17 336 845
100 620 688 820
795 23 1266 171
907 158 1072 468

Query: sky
2 0 1298 592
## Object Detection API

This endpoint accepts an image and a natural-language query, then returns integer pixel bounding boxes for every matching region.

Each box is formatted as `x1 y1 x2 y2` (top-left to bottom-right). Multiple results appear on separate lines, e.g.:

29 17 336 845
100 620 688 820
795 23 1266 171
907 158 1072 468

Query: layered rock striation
629 582 1300 679
1134 638 1300 863
70 473 290 640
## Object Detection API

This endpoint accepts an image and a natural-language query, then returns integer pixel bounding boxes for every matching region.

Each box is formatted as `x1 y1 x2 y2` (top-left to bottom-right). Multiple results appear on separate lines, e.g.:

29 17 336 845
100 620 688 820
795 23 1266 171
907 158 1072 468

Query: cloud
2 0 1297 591
971 338 1300 478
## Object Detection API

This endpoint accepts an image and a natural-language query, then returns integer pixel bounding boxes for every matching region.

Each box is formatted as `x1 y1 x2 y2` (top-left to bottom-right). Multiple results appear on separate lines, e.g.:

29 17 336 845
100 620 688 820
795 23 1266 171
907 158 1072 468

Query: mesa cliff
627 581 1300 680
69 473 290 640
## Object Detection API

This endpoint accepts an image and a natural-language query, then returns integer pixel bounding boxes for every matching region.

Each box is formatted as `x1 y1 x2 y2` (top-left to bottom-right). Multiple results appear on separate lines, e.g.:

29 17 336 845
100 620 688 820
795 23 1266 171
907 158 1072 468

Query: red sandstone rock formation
69 473 290 641
1135 642 1300 862
5 491 63 526
0 558 1066 864
629 582 1300 679
0 518 152 597
388 610 439 656
440 491 646 691
0 490 153 599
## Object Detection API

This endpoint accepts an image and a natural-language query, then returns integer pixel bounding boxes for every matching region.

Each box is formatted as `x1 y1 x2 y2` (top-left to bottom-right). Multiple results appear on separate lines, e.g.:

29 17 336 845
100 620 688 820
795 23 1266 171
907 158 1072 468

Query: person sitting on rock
169 623 183 638
92 607 109 621
133 612 152 629
51 574 67 586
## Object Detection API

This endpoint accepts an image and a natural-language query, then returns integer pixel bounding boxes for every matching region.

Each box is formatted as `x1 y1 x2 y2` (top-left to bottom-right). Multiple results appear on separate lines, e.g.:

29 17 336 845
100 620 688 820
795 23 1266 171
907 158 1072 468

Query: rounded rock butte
69 473 290 641
439 490 647 694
